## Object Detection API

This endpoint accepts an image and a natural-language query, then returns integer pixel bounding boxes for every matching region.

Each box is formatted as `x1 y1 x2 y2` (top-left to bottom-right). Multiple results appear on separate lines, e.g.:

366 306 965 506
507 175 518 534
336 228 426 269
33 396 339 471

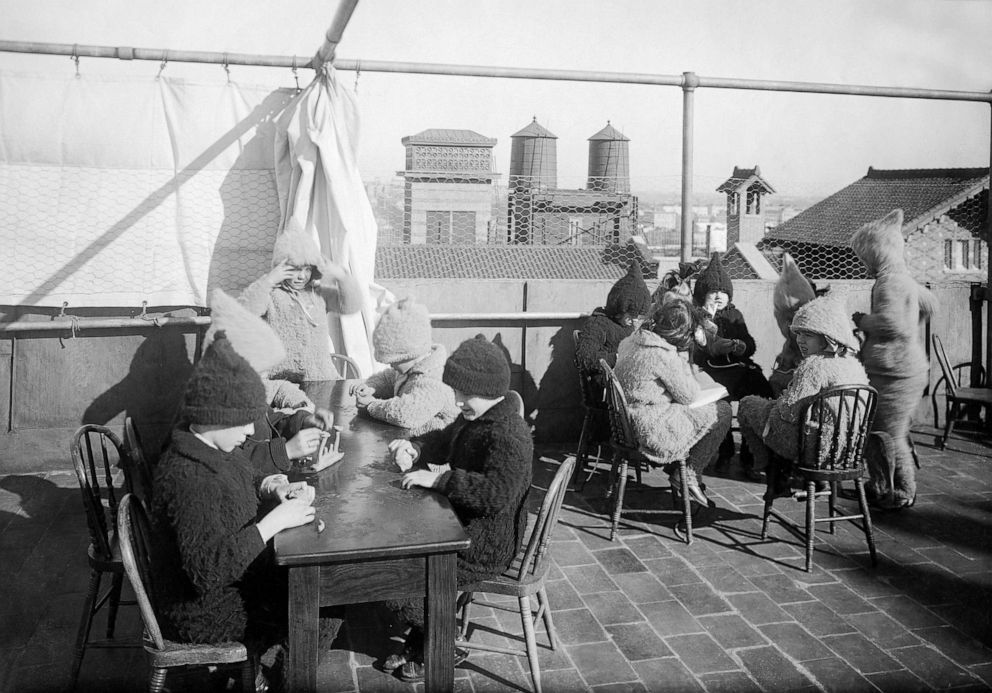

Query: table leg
424 552 457 692
287 565 320 693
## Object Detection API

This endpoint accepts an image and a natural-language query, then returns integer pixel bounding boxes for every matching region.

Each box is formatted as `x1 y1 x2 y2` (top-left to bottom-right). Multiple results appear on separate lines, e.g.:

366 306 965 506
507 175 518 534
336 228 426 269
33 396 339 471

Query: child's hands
286 428 326 460
319 259 349 282
268 260 297 288
302 408 334 432
401 470 440 490
388 439 419 472
730 339 747 355
278 481 315 504
354 385 375 408
257 497 315 541
851 311 865 329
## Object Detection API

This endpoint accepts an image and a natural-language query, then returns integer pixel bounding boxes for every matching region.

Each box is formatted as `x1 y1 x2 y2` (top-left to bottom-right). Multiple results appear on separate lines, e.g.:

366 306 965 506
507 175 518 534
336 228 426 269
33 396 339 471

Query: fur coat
575 309 636 389
412 397 533 585
613 329 719 464
739 354 870 464
363 344 459 435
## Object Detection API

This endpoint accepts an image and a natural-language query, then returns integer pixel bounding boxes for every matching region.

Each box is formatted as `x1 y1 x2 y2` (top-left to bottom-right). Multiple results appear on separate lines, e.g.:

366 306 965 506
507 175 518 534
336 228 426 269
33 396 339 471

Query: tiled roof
401 129 497 146
764 167 989 248
511 118 558 139
588 122 629 141
716 165 775 195
375 246 636 280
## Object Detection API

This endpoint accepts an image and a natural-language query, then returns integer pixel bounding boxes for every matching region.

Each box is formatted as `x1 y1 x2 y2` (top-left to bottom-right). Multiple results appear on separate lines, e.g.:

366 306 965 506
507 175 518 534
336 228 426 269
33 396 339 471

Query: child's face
452 389 501 421
198 422 255 452
795 330 829 358
284 265 313 291
703 291 729 314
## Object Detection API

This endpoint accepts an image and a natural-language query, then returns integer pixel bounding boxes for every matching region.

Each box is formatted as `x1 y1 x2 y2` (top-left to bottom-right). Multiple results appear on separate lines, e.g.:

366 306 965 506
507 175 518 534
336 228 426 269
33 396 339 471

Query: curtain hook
291 56 301 93
222 53 231 83
71 44 80 78
354 58 361 92
157 51 168 80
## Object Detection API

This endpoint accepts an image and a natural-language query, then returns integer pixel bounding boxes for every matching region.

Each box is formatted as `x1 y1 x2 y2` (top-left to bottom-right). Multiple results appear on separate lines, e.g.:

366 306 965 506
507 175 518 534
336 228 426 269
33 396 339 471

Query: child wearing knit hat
737 294 869 499
353 298 459 435
150 333 317 689
380 336 534 682
239 227 364 382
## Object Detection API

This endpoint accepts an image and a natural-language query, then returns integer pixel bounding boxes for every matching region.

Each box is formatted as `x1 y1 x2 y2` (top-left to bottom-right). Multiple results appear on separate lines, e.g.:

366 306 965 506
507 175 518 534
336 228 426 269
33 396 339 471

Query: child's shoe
684 469 710 506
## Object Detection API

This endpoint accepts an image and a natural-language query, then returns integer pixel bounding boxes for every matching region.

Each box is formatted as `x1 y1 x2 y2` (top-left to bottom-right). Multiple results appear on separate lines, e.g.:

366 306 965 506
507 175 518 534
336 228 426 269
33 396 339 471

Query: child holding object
353 298 459 435
239 227 364 383
381 336 534 683
150 333 316 690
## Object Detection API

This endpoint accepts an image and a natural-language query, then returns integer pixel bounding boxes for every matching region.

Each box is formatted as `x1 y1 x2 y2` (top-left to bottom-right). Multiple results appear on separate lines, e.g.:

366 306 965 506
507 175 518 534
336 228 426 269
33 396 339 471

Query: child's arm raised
315 259 364 315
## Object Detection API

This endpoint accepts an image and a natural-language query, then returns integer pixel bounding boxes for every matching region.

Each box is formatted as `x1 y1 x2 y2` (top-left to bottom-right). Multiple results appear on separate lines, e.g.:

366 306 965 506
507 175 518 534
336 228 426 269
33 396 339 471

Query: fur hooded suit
851 209 938 506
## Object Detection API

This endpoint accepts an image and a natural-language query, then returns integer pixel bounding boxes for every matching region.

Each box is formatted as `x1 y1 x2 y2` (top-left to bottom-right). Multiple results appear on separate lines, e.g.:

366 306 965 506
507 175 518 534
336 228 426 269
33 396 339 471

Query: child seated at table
353 297 459 435
150 332 317 691
737 294 869 499
382 335 534 682
239 227 364 383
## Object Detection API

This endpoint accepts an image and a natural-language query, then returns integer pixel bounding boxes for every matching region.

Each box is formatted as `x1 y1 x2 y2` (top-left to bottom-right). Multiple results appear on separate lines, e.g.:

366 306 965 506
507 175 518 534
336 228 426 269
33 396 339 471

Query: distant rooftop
716 165 775 195
401 129 497 147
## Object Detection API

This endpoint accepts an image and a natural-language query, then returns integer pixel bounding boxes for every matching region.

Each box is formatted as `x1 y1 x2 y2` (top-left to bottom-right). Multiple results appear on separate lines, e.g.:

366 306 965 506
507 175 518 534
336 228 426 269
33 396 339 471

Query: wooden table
275 380 470 692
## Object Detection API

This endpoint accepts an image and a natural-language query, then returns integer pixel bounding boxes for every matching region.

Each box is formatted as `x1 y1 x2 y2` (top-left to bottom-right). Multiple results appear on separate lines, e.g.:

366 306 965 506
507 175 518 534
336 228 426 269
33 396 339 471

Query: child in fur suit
769 254 817 397
738 295 869 498
353 298 459 435
240 228 364 383
614 300 733 506
851 209 938 510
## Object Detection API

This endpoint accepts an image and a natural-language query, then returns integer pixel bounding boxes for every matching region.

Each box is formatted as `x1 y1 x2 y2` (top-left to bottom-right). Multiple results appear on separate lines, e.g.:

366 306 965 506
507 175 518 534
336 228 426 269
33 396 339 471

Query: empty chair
69 424 140 689
931 334 992 450
455 456 575 693
600 360 694 544
329 352 362 379
761 384 879 572
117 494 255 693
571 329 610 489
123 416 154 505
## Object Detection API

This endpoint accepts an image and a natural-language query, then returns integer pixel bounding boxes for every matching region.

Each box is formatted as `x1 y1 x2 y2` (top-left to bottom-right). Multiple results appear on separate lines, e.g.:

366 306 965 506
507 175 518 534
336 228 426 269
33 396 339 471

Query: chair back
932 334 958 398
798 384 877 472
123 416 154 504
330 353 362 379
71 424 128 562
118 493 167 650
573 330 607 410
507 390 526 419
510 456 575 581
599 359 640 452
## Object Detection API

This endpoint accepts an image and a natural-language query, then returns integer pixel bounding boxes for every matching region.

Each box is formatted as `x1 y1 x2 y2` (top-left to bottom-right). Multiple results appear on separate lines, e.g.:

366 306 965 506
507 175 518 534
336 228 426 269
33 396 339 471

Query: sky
2 0 991 198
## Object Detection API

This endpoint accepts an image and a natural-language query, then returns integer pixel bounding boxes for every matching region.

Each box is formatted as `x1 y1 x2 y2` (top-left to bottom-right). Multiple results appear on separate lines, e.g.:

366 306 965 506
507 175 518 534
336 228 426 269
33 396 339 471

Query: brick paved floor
2 425 992 692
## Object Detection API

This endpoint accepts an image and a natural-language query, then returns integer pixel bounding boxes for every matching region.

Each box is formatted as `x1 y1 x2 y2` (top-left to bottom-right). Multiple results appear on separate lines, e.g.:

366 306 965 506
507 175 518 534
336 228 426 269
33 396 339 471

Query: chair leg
804 480 816 573
610 457 629 542
518 596 542 693
761 465 775 540
940 402 958 450
105 572 125 639
458 592 474 640
827 482 837 535
536 587 559 651
148 667 168 693
240 659 256 693
855 478 878 568
679 459 693 545
605 451 620 500
573 414 591 488
70 569 102 689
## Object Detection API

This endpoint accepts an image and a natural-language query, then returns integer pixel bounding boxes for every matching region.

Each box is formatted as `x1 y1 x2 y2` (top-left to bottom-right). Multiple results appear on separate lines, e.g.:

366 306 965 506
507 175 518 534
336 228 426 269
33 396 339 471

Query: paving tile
539 668 589 692
582 591 645 626
697 613 766 649
566 641 639 687
546 577 587 611
827 567 901 599
622 534 673 560
805 581 877 615
912 625 992 667
889 643 980 689
727 591 793 626
605 622 673 661
863 668 931 693
695 564 755 595
464 652 531 692
669 582 734 617
631 657 705 692
638 600 704 637
802 656 879 693
736 645 817 692
561 563 621 594
697 670 762 693
551 608 608 645
664 633 738 674
553 539 598 566
592 547 649 575
781 601 856 636
842 610 921 648
866 594 946 630
758 622 833 661
612 572 674 604
746 572 813 604
820 632 901 674
643 557 702 586
591 682 649 693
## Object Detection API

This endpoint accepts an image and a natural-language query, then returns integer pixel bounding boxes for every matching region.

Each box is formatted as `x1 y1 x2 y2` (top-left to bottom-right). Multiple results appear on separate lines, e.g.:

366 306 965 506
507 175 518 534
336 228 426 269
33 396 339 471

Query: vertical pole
986 97 992 388
680 72 699 263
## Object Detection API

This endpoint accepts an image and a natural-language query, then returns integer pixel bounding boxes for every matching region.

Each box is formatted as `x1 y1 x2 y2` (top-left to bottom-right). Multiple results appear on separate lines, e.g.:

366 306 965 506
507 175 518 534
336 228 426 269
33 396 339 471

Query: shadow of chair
571 329 610 490
455 456 575 693
69 424 141 689
123 416 154 505
330 353 362 379
761 384 879 573
117 494 255 692
600 360 694 544
931 334 992 450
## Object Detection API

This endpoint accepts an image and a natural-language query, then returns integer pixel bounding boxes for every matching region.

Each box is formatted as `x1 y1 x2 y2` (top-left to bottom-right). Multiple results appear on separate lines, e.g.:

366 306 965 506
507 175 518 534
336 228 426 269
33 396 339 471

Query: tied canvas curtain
274 65 392 377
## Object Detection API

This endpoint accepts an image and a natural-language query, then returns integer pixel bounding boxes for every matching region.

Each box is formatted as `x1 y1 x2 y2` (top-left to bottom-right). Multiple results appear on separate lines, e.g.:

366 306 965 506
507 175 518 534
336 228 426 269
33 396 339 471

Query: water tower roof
511 117 558 139
588 121 629 141
401 129 497 146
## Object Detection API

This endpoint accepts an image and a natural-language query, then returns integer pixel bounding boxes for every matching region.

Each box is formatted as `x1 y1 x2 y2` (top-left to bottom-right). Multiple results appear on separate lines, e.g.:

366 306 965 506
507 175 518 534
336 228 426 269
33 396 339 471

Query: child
737 294 869 499
382 336 534 682
691 251 773 476
614 300 733 505
353 298 459 435
150 333 316 688
769 253 817 397
240 227 364 383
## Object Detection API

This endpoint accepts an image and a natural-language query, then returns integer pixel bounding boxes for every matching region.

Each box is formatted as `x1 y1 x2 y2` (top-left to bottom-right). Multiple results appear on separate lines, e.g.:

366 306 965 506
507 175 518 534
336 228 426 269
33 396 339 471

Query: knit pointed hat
790 294 859 353
605 260 652 318
180 333 267 426
373 297 433 364
271 228 326 279
443 335 511 398
773 253 816 340
693 252 734 304
205 289 286 373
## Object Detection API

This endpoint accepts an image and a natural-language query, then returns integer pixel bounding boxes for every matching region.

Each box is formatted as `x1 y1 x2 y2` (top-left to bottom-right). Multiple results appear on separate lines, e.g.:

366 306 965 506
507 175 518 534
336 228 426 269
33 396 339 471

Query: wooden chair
507 389 526 419
931 334 992 450
761 384 879 572
117 494 255 693
600 360 694 544
69 424 140 689
571 329 610 490
455 456 575 693
329 353 362 379
123 416 154 505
